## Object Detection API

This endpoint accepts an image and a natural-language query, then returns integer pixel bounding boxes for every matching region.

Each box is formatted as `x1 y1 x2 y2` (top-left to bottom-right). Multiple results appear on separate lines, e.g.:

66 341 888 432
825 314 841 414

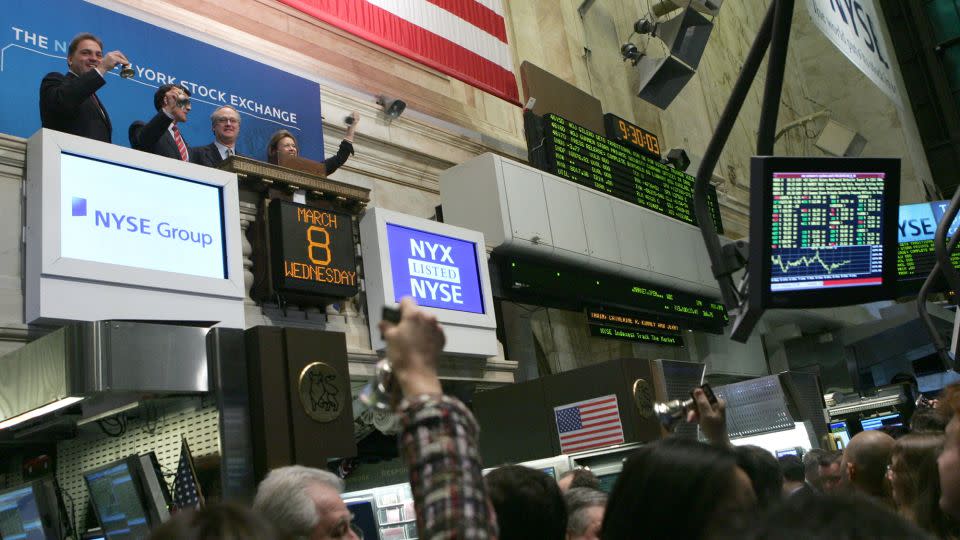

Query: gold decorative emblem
632 378 654 418
297 362 345 422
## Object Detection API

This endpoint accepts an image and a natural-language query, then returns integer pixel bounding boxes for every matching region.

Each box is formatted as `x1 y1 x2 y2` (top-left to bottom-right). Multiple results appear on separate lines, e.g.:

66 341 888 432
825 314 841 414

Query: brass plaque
297 362 346 422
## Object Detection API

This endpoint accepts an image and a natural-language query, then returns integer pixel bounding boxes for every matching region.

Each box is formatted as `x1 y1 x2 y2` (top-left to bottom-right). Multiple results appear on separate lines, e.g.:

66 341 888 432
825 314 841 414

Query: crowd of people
40 28 960 540
39 33 358 174
138 295 960 540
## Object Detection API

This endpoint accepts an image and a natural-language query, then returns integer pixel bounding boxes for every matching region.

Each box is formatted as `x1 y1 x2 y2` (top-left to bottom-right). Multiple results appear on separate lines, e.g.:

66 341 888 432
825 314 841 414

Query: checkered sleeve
399 394 498 540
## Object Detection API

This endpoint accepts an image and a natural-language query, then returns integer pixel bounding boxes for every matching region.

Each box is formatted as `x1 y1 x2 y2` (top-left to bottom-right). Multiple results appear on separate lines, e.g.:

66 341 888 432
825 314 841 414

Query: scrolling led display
269 200 358 298
500 257 727 332
589 324 684 346
586 308 681 334
540 113 723 233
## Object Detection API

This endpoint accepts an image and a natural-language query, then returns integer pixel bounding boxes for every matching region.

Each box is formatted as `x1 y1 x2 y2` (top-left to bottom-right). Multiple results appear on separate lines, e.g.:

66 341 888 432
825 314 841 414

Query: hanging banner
805 0 903 108
0 0 325 160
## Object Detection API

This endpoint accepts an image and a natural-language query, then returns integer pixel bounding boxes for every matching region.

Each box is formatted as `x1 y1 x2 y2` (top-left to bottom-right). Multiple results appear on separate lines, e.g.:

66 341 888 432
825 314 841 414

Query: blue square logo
71 197 87 217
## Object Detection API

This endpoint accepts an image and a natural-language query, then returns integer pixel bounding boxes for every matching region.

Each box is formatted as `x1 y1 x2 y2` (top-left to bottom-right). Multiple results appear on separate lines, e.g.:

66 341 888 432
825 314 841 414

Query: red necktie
171 124 188 161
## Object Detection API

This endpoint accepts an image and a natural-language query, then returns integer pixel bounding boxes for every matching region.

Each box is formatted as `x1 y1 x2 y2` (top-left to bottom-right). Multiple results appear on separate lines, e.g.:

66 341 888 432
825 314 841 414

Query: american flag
554 395 625 454
277 0 519 105
172 438 204 511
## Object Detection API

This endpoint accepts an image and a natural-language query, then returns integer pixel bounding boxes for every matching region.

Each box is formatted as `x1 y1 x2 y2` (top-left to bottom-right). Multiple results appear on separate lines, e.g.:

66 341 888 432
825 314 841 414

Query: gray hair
252 465 345 540
564 487 607 535
210 105 241 126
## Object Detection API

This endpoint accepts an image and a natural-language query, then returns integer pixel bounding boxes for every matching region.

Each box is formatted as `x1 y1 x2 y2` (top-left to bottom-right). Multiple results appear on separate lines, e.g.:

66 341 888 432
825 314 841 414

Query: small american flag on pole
554 395 625 454
172 438 204 511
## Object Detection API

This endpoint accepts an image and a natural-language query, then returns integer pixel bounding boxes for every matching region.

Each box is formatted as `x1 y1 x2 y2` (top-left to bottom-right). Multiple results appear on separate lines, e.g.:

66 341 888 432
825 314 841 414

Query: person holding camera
129 84 195 161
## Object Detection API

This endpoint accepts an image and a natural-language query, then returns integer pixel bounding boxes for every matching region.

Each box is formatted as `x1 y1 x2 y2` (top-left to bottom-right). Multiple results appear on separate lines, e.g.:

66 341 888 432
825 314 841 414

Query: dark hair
779 454 805 483
890 434 958 538
940 383 960 421
734 445 783 509
559 468 601 490
601 438 752 540
147 503 278 540
486 465 567 540
68 33 102 56
910 407 948 433
153 84 191 111
741 491 931 540
267 130 297 163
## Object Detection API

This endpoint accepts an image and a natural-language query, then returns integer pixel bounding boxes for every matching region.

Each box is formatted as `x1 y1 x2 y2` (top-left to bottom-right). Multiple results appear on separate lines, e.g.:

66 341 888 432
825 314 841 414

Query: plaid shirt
399 394 498 540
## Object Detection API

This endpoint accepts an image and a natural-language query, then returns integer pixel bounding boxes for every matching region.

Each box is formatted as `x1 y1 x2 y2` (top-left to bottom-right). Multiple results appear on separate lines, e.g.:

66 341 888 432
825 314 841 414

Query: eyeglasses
215 117 240 124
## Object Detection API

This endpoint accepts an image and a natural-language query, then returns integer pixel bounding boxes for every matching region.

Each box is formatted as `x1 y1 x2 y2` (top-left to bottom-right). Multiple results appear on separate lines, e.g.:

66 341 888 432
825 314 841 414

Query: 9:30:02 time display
603 113 661 158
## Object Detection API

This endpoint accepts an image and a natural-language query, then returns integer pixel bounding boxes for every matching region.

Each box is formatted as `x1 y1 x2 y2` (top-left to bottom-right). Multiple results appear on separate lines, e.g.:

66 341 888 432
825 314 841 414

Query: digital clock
269 200 359 298
603 113 661 158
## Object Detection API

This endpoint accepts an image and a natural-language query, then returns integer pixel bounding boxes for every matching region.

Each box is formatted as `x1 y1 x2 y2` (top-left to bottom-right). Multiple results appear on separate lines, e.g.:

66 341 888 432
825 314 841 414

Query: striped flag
277 0 519 105
554 395 625 454
172 438 204 511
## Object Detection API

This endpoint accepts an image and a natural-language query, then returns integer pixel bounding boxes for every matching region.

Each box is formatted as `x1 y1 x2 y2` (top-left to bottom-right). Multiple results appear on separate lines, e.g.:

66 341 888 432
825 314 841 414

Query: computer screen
859 413 904 431
775 448 800 458
344 500 378 540
0 485 44 540
749 157 900 309
597 473 620 494
83 462 152 539
896 199 960 294
829 420 851 448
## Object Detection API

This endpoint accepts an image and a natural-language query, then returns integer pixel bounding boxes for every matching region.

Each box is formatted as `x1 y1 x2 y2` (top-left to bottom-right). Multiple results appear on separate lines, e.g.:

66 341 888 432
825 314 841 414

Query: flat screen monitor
344 499 378 540
859 413 904 432
83 453 170 539
597 473 619 494
775 448 801 458
749 157 900 309
896 199 960 294
0 479 69 540
829 420 851 448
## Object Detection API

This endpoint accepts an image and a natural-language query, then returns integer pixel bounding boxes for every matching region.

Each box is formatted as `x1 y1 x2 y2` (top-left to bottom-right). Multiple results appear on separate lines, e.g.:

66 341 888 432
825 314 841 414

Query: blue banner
1 0 324 161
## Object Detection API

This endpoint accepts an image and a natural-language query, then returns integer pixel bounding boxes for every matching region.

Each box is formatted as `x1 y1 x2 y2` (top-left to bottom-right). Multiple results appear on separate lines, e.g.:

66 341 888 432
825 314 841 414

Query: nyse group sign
59 153 227 279
386 223 485 314
806 0 902 107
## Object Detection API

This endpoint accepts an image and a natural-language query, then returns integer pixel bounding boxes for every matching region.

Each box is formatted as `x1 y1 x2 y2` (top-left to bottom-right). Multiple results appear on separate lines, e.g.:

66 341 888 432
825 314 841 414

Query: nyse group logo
70 196 214 247
408 238 464 305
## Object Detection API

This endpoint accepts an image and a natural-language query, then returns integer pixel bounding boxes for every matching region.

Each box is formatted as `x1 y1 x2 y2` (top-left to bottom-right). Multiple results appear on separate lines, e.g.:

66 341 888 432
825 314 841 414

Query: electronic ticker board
540 113 723 233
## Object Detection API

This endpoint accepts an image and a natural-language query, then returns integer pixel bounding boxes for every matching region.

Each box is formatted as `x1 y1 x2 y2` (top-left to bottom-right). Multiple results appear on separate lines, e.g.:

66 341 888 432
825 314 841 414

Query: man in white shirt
193 105 242 167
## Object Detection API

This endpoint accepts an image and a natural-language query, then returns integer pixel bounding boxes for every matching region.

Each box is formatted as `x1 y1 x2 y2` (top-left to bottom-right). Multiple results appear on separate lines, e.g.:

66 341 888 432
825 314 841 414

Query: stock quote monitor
896 199 960 294
859 412 904 431
0 479 69 540
749 157 900 309
83 453 170 539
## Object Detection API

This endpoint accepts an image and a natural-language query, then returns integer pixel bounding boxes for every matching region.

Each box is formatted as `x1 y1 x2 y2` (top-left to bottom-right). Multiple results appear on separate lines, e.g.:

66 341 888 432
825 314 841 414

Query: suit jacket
129 111 187 161
39 70 111 143
191 142 226 168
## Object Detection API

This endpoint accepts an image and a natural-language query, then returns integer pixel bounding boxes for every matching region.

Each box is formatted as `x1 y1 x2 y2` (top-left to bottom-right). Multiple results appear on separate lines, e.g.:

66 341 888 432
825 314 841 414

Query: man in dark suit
39 33 129 143
129 84 193 161
192 105 242 167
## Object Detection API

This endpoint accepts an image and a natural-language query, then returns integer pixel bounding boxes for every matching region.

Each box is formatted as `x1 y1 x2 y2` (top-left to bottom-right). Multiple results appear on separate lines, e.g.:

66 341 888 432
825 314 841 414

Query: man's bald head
842 430 895 499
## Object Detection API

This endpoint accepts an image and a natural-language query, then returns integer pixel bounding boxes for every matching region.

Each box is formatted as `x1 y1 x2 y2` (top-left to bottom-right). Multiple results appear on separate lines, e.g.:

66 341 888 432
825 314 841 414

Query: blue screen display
84 464 151 539
0 485 44 540
860 413 903 431
386 223 485 314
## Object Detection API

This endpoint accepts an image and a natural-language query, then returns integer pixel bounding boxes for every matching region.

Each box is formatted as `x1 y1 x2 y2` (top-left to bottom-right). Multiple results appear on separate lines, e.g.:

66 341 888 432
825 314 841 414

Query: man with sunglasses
129 84 195 161
192 105 242 167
